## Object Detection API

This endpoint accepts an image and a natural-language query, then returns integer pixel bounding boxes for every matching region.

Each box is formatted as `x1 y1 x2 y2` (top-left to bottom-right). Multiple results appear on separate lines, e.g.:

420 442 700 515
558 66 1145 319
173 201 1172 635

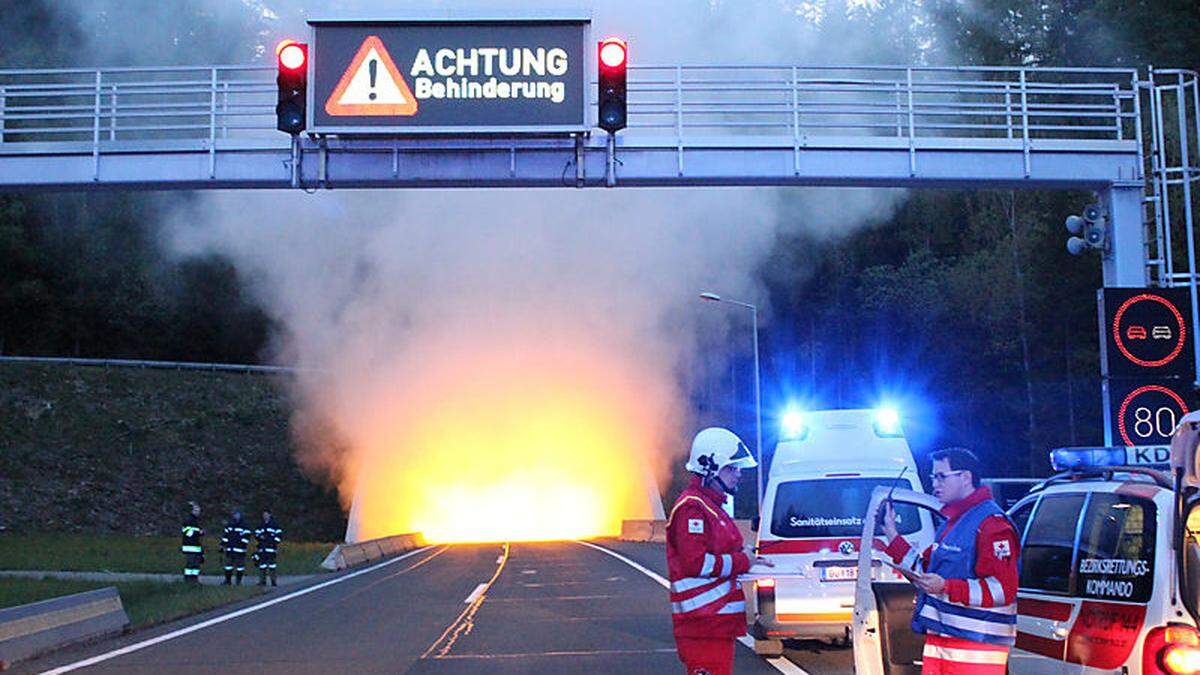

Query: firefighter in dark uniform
254 509 284 587
181 501 204 583
220 509 253 585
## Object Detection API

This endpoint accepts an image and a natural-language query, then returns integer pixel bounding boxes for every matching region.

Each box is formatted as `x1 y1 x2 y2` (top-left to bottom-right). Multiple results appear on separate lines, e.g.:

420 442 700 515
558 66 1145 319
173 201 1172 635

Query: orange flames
333 328 674 543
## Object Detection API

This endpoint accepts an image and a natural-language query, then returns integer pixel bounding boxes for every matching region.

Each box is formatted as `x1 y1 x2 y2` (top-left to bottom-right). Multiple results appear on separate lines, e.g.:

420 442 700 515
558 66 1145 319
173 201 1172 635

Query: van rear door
852 487 939 675
762 477 926 563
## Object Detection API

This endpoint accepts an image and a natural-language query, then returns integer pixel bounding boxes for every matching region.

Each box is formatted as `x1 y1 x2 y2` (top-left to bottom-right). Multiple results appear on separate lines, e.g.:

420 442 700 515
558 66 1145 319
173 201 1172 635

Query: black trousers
257 551 278 585
183 552 203 582
223 551 246 583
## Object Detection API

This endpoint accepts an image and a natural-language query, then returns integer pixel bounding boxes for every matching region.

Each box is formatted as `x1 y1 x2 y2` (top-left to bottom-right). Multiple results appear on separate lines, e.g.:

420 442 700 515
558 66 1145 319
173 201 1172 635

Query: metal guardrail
0 586 128 667
0 63 1139 153
0 354 301 375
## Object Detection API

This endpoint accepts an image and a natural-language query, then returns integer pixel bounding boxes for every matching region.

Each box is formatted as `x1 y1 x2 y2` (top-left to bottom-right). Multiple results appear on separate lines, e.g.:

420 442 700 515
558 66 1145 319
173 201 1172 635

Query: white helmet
686 427 757 477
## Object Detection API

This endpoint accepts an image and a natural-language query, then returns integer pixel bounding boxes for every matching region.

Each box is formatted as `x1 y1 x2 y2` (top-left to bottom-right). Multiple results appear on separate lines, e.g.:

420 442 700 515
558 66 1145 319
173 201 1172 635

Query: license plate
821 566 857 581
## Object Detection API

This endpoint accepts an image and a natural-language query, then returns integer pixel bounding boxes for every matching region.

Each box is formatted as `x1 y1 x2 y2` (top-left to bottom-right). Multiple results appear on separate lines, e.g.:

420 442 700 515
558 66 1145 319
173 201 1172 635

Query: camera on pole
1065 203 1107 255
275 40 308 135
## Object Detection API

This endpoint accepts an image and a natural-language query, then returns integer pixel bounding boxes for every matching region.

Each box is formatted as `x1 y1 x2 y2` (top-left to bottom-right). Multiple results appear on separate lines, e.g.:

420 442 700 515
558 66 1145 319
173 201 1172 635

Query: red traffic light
276 39 307 71
599 38 627 69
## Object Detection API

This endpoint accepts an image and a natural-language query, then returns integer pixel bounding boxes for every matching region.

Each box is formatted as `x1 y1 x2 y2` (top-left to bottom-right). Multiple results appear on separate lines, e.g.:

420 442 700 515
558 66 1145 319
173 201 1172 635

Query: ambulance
848 413 1200 675
744 407 935 657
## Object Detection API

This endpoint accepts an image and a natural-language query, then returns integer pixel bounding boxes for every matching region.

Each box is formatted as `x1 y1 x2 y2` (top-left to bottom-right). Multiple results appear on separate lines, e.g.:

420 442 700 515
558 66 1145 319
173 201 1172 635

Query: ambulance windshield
770 478 921 539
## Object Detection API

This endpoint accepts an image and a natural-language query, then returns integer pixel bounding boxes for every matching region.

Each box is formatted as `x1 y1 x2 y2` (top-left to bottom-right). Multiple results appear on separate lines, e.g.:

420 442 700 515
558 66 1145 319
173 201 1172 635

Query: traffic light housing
275 40 308 135
597 38 627 133
1065 203 1107 255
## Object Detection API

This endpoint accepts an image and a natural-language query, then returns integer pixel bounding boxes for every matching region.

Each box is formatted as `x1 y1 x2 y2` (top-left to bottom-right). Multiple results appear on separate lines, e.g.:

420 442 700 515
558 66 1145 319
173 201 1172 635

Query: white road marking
575 541 810 675
40 546 437 675
479 593 623 602
464 582 489 604
435 647 680 659
520 580 613 588
422 542 510 659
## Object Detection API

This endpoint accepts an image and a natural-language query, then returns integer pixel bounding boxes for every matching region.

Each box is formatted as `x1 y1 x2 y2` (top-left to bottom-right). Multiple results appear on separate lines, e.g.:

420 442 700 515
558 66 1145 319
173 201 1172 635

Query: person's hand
914 572 946 595
881 500 899 541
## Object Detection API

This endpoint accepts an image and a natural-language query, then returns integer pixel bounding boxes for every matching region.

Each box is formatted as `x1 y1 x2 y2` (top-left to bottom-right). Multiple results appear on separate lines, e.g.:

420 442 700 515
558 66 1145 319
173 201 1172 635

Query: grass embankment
0 577 263 629
0 532 334 575
0 362 345 540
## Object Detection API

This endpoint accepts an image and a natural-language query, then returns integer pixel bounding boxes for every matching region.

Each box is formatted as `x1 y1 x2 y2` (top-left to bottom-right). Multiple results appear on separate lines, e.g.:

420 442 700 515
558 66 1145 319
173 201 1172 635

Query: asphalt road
18 540 851 674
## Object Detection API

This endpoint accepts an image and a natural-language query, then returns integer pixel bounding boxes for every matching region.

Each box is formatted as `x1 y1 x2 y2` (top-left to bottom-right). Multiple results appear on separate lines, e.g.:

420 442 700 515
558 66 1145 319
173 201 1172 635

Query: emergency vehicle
744 408 935 657
848 414 1200 675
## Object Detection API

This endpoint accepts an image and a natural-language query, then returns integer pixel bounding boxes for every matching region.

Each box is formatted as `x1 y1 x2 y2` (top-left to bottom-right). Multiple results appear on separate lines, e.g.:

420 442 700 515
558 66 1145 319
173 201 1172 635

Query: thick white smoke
168 187 792 539
62 0 918 539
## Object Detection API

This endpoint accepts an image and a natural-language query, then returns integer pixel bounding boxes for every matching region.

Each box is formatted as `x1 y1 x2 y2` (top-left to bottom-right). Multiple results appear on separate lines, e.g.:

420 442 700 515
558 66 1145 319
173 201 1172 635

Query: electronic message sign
1099 287 1195 378
308 17 589 134
1099 288 1197 447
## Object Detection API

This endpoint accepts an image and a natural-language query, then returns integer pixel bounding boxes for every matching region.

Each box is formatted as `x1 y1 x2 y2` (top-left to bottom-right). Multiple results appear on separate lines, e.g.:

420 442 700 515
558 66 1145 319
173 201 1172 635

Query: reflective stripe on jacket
666 475 750 639
181 516 204 554
254 520 283 553
221 522 253 553
912 499 1017 646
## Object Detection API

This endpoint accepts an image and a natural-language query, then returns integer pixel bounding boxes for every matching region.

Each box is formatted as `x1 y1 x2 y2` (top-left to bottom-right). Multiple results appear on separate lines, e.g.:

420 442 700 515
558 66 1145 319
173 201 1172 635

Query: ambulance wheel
754 638 784 657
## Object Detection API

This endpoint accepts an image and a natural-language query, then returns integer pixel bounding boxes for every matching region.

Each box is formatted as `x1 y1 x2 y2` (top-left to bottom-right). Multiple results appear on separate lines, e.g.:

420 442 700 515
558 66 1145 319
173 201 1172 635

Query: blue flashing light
780 408 808 441
1050 447 1127 471
1048 446 1172 472
873 406 903 437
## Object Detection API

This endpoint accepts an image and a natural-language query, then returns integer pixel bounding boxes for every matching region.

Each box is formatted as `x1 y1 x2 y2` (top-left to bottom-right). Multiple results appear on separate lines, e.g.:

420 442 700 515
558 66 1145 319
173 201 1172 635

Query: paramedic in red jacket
882 447 1020 674
667 427 773 675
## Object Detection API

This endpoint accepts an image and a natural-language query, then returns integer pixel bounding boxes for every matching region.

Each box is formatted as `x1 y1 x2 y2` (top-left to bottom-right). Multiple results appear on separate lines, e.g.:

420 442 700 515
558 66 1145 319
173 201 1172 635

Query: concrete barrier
620 519 755 544
735 519 755 543
320 532 426 571
0 586 128 668
619 520 654 542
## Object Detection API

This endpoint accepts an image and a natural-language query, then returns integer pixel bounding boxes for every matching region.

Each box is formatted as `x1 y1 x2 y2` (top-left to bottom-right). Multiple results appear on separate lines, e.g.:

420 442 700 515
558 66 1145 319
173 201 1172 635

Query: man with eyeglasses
881 447 1019 674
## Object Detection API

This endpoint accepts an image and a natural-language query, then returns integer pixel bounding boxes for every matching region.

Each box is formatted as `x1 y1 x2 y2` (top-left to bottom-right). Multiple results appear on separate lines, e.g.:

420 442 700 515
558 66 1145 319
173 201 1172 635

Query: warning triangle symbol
325 35 418 116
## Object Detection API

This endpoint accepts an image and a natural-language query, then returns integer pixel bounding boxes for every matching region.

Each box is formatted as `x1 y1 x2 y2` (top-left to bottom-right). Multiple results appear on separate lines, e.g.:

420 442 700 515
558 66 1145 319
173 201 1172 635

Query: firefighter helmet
685 427 757 477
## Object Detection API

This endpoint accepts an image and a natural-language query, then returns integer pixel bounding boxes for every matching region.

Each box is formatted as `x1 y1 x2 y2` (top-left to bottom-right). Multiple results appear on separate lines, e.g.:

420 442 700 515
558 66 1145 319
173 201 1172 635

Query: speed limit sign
1106 379 1195 447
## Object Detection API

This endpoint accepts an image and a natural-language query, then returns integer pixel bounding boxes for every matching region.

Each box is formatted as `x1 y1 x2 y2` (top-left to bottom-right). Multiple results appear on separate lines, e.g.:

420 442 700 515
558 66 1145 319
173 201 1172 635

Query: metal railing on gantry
0 62 1168 297
0 63 1140 152
0 65 278 145
1142 68 1200 384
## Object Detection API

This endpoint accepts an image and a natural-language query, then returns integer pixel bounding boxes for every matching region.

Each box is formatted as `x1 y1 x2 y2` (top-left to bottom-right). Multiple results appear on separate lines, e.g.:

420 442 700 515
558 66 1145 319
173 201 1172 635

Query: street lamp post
699 292 763 514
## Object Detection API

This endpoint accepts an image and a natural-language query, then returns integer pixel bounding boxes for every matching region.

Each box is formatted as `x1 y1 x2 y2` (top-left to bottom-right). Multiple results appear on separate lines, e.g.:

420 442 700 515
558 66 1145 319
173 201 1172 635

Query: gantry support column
1102 184 1149 287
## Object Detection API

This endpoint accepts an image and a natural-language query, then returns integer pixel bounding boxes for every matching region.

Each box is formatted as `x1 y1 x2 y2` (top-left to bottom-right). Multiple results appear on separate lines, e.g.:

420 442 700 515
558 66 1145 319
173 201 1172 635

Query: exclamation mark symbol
368 59 378 100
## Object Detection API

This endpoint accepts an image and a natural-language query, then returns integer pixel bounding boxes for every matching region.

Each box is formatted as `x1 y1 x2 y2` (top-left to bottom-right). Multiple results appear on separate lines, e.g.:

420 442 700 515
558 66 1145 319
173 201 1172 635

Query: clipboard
880 557 924 584
737 564 804 583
